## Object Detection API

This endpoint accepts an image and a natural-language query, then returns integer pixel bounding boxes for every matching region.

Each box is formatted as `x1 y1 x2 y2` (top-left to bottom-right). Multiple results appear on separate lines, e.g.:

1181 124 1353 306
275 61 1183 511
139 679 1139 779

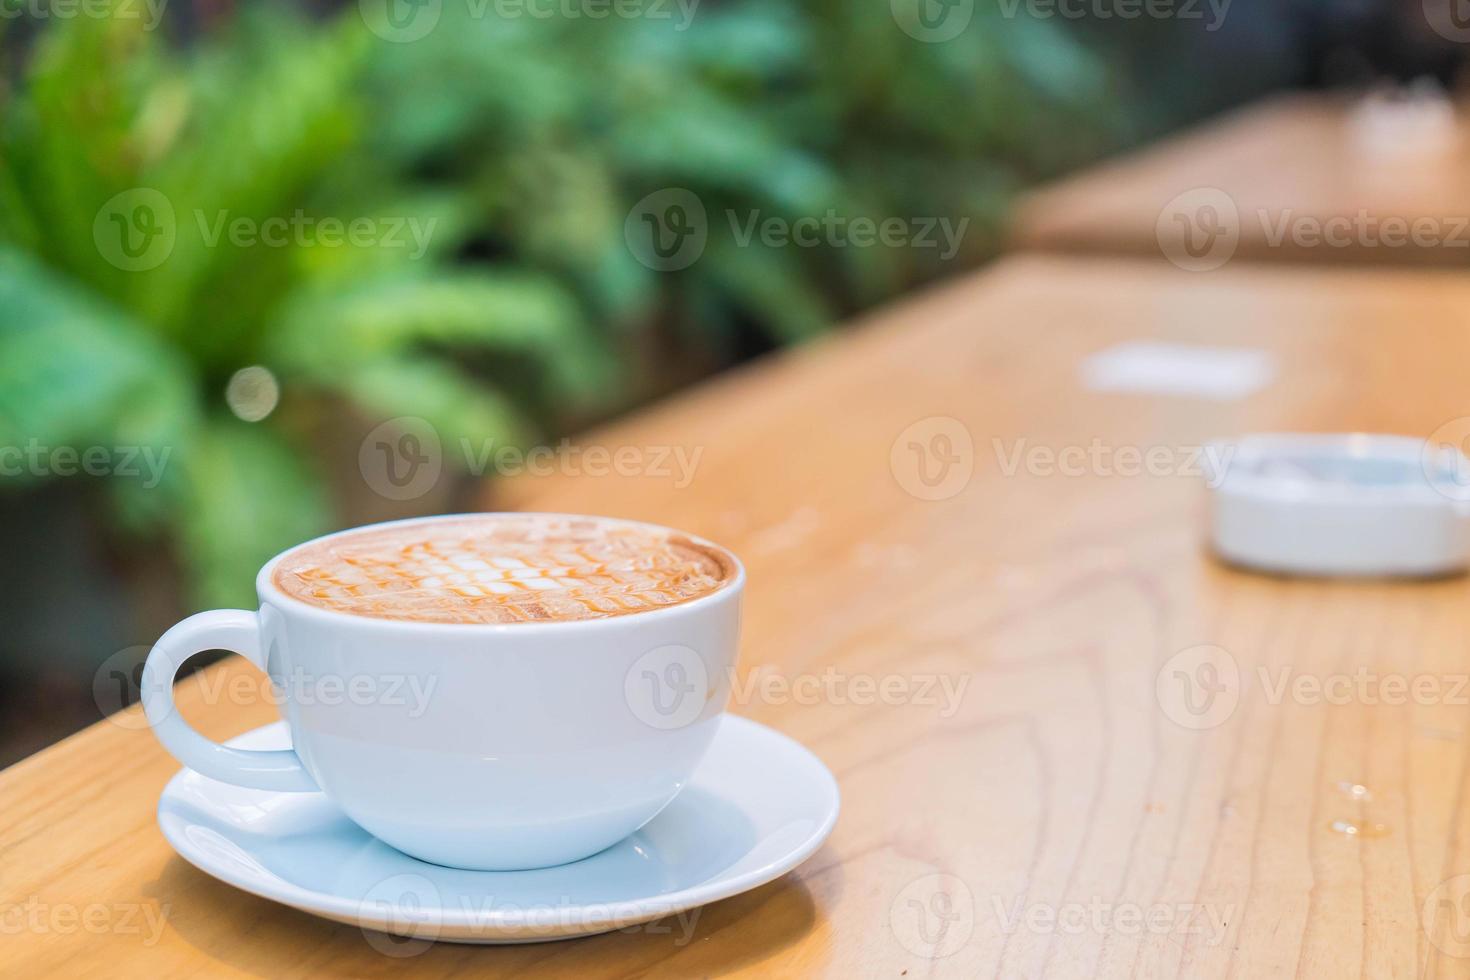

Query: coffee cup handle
141 609 318 792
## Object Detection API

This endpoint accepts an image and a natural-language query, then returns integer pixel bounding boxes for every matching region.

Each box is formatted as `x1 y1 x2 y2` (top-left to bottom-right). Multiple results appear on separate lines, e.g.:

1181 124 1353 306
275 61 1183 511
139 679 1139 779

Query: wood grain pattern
1012 93 1470 268
7 254 1470 977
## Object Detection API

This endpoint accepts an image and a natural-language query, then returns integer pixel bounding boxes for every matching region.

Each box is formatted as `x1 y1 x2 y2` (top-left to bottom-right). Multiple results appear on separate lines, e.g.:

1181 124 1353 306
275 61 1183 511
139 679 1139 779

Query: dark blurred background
1 0 1467 764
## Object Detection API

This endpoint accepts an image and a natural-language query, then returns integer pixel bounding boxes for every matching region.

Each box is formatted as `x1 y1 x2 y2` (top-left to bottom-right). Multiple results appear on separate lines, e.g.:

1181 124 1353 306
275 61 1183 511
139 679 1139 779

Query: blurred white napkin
1081 341 1275 401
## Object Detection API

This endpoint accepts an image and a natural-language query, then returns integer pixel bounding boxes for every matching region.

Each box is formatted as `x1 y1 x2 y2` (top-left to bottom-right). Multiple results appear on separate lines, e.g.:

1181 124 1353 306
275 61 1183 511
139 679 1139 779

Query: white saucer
157 715 839 944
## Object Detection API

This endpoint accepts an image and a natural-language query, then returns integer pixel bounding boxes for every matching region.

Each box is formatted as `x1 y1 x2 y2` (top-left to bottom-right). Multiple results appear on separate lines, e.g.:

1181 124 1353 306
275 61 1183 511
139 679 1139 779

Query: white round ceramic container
1206 434 1470 578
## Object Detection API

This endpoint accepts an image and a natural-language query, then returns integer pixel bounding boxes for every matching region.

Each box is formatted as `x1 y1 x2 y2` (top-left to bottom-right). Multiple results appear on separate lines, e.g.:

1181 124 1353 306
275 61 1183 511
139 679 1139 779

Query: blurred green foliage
0 1 1118 609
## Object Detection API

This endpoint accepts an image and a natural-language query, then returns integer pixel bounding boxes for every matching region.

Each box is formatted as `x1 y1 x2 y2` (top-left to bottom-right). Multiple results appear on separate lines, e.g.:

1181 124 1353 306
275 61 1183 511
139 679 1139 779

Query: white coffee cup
142 514 744 871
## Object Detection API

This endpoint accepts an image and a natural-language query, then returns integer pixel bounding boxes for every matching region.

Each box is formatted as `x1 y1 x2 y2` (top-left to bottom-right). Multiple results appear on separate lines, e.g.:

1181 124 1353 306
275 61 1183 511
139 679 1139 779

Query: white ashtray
1206 433 1470 578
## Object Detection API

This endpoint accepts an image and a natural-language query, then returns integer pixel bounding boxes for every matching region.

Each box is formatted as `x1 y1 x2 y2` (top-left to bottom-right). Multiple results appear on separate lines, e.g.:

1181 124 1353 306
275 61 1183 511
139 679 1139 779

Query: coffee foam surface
271 515 733 624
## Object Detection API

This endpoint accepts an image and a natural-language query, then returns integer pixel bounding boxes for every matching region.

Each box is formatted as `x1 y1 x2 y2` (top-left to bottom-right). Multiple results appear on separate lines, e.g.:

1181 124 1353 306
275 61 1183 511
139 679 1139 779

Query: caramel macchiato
270 514 734 625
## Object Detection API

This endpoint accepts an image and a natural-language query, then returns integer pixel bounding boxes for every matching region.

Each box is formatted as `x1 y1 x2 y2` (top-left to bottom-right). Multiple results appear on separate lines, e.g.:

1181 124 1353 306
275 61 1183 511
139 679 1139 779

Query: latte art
271 514 734 624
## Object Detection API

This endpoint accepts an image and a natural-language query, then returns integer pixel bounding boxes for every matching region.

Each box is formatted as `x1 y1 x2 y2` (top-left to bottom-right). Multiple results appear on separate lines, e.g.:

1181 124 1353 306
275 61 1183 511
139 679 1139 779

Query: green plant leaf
137 8 371 353
0 246 197 460
697 237 832 345
267 271 617 408
5 3 163 296
177 418 330 610
336 357 531 467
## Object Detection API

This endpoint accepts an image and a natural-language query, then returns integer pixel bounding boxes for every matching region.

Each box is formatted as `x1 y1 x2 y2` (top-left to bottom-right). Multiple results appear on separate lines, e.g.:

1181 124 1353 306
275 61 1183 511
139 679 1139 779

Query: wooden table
9 254 1470 977
1012 92 1470 268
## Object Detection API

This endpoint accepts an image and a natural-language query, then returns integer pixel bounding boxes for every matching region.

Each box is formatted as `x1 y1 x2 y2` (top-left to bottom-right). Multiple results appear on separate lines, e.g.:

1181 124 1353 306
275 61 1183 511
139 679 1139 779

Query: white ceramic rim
1210 432 1453 506
256 512 746 635
158 715 839 932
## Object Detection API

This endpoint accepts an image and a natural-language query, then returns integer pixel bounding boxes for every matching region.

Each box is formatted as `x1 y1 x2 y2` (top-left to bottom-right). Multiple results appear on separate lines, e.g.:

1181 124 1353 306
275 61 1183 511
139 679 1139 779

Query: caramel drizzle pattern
275 523 726 624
